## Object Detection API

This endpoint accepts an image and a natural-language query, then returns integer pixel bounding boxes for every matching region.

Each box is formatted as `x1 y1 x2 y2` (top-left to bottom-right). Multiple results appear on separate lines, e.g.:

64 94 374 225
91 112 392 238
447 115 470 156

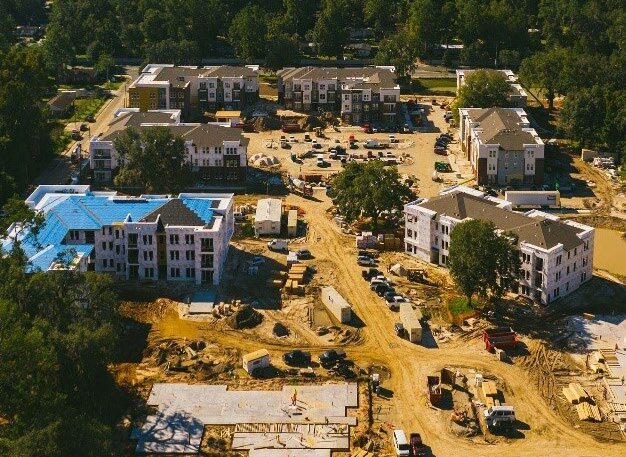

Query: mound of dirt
298 115 323 131
252 116 282 131
226 304 263 329
273 322 290 337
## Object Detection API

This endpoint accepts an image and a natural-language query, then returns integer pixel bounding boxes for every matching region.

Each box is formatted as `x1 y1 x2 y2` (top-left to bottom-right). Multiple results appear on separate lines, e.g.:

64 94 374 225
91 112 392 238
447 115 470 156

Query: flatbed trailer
483 327 518 352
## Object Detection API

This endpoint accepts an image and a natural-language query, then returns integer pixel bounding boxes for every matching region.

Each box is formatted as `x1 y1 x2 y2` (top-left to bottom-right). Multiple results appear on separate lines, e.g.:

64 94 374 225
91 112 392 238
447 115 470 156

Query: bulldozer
406 268 427 283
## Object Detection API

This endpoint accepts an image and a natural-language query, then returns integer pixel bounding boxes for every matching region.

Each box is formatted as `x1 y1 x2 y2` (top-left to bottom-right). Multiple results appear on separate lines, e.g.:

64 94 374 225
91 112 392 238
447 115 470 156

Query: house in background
404 186 594 305
254 198 282 236
458 107 544 187
47 91 76 117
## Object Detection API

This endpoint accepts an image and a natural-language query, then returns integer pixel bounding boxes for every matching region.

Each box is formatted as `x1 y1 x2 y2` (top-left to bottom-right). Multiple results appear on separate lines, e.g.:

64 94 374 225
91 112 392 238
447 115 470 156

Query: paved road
34 66 139 186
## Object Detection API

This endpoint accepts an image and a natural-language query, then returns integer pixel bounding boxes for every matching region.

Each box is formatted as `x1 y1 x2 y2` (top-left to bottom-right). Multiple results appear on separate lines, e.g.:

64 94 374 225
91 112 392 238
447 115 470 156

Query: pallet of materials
481 381 498 398
563 383 590 404
576 402 601 421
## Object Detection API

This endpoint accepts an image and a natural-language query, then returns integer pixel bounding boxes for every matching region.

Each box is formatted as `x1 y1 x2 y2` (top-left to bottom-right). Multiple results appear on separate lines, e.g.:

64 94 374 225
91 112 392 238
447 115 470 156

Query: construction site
111 97 626 457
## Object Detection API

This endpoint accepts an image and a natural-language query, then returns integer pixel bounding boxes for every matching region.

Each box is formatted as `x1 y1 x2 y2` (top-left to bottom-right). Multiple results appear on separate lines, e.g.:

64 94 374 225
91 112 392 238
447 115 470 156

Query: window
116 245 120 255
201 254 214 268
201 238 214 252
199 82 206 89
145 267 154 278
574 247 577 255
142 235 153 245
556 255 562 266
170 250 180 261
185 234 194 244
186 250 195 261
143 250 153 261
209 82 215 88
170 267 180 278
102 242 107 250
186 267 195 278
69 230 80 241
109 259 114 268
169 234 179 244
102 259 107 268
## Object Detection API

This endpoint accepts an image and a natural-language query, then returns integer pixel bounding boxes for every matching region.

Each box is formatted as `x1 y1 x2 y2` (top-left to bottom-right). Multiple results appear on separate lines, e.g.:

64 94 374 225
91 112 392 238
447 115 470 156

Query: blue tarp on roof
27 244 94 272
181 198 214 225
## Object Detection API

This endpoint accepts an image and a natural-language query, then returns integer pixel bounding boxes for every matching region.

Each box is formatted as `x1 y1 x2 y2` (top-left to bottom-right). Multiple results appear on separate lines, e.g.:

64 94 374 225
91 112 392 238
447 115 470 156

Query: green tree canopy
447 219 520 307
228 5 268 61
330 161 415 231
113 127 193 193
452 69 512 119
313 0 349 58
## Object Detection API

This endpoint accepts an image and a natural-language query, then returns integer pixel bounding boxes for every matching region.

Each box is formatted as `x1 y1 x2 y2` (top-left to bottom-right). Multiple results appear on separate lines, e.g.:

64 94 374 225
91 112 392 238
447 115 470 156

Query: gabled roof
419 191 584 250
140 199 208 226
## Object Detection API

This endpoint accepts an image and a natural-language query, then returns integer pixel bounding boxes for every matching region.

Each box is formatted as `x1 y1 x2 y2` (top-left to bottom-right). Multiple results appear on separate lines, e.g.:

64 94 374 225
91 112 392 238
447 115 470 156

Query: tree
447 219 520 307
519 48 568 109
113 127 193 193
94 52 115 82
452 69 512 118
375 31 418 78
228 5 268 61
330 161 415 231
265 33 301 70
557 85 607 148
364 0 397 39
313 0 349 58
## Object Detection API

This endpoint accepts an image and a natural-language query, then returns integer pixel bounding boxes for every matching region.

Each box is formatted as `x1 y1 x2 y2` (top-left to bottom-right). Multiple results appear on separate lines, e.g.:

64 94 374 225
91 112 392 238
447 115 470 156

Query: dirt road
274 190 622 457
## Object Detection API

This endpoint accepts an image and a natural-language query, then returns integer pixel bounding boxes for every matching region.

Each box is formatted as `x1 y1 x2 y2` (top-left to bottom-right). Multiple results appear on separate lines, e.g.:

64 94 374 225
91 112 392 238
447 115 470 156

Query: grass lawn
407 78 457 96
59 96 108 123
447 296 476 315
50 123 72 155
260 73 277 84
102 81 123 90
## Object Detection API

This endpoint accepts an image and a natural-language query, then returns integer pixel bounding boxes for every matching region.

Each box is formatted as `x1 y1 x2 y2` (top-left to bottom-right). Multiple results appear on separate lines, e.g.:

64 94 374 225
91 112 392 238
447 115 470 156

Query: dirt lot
114 103 626 456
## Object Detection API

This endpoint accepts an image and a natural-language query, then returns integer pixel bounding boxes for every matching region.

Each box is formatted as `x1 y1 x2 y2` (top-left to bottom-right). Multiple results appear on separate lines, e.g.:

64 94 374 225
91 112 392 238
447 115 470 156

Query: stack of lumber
351 449 374 457
485 396 501 408
481 381 498 398
283 264 307 295
562 383 590 405
575 402 601 422
599 348 622 378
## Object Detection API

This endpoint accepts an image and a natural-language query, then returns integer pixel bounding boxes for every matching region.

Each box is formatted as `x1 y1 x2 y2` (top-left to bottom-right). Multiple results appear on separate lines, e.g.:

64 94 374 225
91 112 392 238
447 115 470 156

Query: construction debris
226 304 263 329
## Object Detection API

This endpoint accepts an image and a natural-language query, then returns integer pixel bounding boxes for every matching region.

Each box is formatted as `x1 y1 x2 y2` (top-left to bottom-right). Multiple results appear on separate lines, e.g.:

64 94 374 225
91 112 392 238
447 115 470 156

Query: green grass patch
102 81 122 90
50 124 72 155
260 73 277 84
59 95 107 123
447 296 475 315
406 78 457 96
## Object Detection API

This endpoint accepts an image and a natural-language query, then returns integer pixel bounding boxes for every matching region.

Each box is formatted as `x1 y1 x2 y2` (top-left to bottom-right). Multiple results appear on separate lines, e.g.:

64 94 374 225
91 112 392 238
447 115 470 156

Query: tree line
0 204 125 456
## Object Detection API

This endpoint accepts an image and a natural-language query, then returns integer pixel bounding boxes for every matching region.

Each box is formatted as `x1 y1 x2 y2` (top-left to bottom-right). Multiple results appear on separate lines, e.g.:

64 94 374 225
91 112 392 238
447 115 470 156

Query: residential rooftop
277 66 399 89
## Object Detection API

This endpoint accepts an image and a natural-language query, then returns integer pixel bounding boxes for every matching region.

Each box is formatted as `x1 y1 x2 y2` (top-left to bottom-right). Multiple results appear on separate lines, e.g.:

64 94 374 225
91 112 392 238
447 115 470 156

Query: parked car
393 429 410 456
304 133 311 142
289 136 297 143
296 249 312 259
394 322 405 336
409 432 427 457
357 255 376 266
249 256 266 266
375 285 394 296
362 268 381 280
267 239 288 252
386 296 409 310
318 349 346 367
71 129 82 140
85 114 95 122
332 362 356 379
79 123 89 131
283 350 311 366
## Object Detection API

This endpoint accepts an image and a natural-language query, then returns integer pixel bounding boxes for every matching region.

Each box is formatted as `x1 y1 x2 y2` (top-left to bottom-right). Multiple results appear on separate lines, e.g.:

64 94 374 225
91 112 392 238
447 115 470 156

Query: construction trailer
242 349 270 374
287 209 298 237
254 198 282 236
504 191 560 208
321 286 352 324
399 303 423 343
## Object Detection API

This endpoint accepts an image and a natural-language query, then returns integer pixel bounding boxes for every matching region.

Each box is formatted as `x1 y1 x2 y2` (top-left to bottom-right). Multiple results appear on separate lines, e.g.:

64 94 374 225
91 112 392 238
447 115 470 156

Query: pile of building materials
266 270 287 288
399 303 423 343
377 233 402 251
356 232 378 249
321 286 352 324
286 251 299 266
285 263 307 295
133 383 358 455
287 209 298 237
481 380 502 408
593 157 615 169
598 348 626 423
562 382 601 422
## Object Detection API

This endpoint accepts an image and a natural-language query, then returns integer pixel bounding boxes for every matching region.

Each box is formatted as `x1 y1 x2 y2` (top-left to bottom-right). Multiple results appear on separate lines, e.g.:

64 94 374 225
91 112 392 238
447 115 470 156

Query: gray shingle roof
421 192 583 250
466 108 539 151
140 199 205 226
279 66 397 89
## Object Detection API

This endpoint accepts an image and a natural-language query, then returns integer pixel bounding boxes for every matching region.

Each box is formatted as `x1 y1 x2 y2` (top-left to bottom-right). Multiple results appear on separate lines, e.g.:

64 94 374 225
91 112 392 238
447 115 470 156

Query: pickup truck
357 255 376 266
386 295 410 310
362 268 381 280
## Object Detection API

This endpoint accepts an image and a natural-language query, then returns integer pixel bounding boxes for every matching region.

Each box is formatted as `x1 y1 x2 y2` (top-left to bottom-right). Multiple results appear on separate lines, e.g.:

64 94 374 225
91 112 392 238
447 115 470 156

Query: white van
316 154 325 167
267 239 288 252
483 405 516 427
364 139 380 149
392 429 410 456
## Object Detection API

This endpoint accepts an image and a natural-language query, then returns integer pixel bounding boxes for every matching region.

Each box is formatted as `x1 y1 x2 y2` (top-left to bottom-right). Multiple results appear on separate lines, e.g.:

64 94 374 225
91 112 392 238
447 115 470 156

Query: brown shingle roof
421 192 583 250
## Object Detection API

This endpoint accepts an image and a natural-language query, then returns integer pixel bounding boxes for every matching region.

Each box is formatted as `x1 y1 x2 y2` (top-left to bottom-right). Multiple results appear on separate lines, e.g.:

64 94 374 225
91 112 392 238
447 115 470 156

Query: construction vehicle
314 127 325 138
288 177 313 197
505 190 560 208
483 327 518 352
427 375 442 406
434 161 452 173
406 268 426 283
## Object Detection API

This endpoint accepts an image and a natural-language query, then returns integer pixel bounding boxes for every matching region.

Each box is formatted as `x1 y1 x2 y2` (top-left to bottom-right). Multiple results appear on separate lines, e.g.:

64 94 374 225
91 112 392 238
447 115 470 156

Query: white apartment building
277 66 401 125
2 185 235 285
458 107 544 187
456 69 528 107
89 109 248 185
404 186 594 305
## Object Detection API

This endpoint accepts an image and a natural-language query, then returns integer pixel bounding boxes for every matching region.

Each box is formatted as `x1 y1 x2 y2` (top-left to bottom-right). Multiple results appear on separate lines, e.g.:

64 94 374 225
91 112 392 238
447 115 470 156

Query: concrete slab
135 383 358 454
189 289 216 314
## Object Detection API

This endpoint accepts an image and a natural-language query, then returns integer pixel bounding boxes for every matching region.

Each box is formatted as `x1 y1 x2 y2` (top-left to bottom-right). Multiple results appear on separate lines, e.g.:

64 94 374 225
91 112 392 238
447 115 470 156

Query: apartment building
127 64 259 120
89 109 248 186
458 107 544 187
456 69 528 107
276 66 400 125
403 186 594 305
2 185 235 285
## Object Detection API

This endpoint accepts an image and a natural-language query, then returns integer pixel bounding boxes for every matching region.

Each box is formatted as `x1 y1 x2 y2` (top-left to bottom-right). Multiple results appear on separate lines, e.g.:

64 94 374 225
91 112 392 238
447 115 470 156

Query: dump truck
483 327 518 352
427 375 442 406
434 162 452 172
